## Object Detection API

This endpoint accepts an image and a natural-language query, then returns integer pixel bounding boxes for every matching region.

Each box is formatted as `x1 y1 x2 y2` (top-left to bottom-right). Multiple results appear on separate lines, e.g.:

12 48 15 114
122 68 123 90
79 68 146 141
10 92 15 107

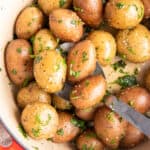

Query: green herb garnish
112 60 126 71
86 132 97 138
115 75 137 88
59 0 66 7
18 123 28 138
56 128 64 136
127 47 135 54
16 48 22 53
32 128 40 137
70 118 86 130
0 68 2 72
82 52 88 62
32 146 39 150
116 2 124 9
70 19 82 26
34 55 42 64
22 78 30 87
82 144 94 150
85 80 90 87
11 69 17 75
58 19 63 23
30 36 35 44
106 112 115 122
110 139 116 145
74 6 83 12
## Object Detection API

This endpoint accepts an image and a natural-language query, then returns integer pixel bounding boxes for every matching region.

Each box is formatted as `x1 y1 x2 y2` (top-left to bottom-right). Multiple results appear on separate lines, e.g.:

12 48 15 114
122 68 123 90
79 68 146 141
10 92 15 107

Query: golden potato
76 130 105 150
49 8 84 42
70 75 106 109
105 0 144 29
52 112 80 143
21 102 58 139
17 82 51 108
117 24 150 63
15 6 44 39
5 39 33 85
34 50 67 93
120 123 145 148
67 40 96 82
33 29 58 54
94 107 127 149
118 86 150 113
52 94 72 110
73 0 103 27
38 0 72 16
87 30 116 66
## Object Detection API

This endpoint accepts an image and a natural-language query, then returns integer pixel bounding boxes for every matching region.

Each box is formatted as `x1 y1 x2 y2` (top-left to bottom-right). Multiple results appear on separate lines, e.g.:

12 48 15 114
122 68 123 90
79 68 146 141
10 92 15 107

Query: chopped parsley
22 78 30 87
30 36 35 44
127 47 135 54
35 114 51 126
70 64 80 78
0 68 2 72
59 0 66 7
34 55 42 64
58 19 63 23
16 47 22 53
106 112 115 122
115 75 137 89
82 52 88 62
110 139 116 145
112 60 126 71
18 124 28 138
74 6 83 12
70 19 82 26
56 128 64 136
70 118 86 130
85 80 90 87
138 7 144 19
54 63 60 71
32 128 40 137
116 2 124 9
29 47 33 54
82 144 94 150
11 69 17 75
134 68 139 75
86 132 97 138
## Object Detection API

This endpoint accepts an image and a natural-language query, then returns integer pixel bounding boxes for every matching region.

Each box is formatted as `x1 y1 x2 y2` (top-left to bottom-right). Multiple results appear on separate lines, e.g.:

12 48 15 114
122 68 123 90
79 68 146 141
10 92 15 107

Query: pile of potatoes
5 0 150 149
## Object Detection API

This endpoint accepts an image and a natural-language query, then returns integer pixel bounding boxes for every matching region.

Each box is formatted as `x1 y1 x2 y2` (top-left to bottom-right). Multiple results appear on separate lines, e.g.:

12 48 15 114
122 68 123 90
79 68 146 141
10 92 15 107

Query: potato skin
76 130 104 150
144 70 150 91
87 30 116 66
33 29 58 54
52 112 80 143
105 0 144 29
94 107 127 149
142 0 150 18
52 94 72 110
67 40 96 82
75 105 99 121
117 24 150 63
17 82 51 108
120 123 145 148
21 102 59 139
5 39 33 85
15 6 44 39
34 50 67 93
38 0 72 16
73 0 103 27
70 75 106 109
118 86 150 113
49 8 84 42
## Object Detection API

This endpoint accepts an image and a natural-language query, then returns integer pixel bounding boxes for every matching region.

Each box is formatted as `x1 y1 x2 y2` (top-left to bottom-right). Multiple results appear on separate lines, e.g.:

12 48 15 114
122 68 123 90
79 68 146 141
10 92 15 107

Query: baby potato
15 6 44 39
75 105 99 121
52 94 72 110
67 40 96 82
21 102 59 139
76 130 105 150
120 123 145 148
87 30 116 66
117 24 150 63
142 0 150 18
38 0 72 16
17 82 51 108
105 0 144 29
73 0 103 28
49 8 84 42
70 75 106 109
5 39 33 85
52 112 80 143
34 50 67 93
33 29 58 54
118 86 150 113
94 106 127 149
144 70 150 91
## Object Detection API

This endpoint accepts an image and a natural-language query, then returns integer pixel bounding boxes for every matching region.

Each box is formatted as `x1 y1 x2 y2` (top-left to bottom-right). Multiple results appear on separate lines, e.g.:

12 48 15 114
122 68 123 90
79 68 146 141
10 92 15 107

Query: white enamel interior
0 0 150 150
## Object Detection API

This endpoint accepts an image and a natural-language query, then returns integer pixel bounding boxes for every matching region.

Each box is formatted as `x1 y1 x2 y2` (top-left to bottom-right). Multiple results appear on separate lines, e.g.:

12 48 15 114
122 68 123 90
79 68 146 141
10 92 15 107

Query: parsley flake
56 128 64 136
116 2 124 9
